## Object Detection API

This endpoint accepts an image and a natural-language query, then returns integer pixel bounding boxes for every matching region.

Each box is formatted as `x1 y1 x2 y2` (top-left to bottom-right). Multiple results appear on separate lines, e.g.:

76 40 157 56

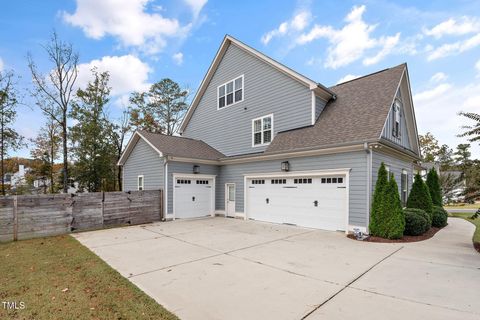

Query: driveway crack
301 246 404 320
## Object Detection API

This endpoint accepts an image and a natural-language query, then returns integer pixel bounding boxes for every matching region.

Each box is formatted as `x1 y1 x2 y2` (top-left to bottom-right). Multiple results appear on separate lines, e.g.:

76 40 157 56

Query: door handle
192 196 195 201
266 198 269 204
313 200 318 207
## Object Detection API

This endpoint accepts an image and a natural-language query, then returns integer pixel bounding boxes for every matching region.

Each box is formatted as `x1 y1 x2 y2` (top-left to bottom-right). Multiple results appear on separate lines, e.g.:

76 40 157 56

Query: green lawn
449 212 480 249
0 235 179 320
444 203 480 209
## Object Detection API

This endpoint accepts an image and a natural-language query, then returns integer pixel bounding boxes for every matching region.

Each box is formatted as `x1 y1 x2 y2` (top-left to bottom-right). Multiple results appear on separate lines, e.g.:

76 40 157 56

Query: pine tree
426 169 442 206
381 173 405 239
407 173 433 221
369 162 388 236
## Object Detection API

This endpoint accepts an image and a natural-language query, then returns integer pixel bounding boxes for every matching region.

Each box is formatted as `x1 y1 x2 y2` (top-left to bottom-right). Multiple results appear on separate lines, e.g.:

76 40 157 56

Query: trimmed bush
407 173 433 221
432 206 448 228
426 169 442 207
381 173 405 239
404 208 429 236
369 162 388 236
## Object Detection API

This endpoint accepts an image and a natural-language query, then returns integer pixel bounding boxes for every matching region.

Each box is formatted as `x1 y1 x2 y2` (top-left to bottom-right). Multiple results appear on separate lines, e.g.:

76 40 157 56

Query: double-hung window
218 75 243 109
252 114 273 146
393 100 401 137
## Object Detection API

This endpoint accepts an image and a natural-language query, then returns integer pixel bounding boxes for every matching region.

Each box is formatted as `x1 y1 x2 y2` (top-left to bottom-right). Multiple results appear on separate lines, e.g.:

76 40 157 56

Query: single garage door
246 175 347 231
174 177 214 219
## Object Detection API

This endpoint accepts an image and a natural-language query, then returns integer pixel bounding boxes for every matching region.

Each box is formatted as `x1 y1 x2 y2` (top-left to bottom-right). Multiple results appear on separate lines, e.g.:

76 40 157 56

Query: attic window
393 100 401 137
218 75 243 109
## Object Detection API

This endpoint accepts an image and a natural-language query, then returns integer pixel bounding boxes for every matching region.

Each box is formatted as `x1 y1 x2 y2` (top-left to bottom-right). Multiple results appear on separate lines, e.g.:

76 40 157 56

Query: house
118 35 422 233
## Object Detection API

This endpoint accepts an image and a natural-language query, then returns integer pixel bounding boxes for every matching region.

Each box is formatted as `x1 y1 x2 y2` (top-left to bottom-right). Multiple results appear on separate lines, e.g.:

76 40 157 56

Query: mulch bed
474 242 480 253
347 227 442 243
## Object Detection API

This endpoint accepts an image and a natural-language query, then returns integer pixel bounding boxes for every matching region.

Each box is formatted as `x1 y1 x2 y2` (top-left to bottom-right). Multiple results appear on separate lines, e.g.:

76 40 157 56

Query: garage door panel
247 175 347 231
174 178 213 219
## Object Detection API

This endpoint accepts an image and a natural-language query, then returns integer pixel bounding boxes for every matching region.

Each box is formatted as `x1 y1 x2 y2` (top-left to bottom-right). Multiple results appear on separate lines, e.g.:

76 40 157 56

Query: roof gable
179 35 334 133
118 131 225 165
266 64 413 154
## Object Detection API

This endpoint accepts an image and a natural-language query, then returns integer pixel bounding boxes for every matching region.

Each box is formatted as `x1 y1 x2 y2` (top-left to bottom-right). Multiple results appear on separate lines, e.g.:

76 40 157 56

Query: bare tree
28 31 78 193
111 109 131 190
0 71 24 195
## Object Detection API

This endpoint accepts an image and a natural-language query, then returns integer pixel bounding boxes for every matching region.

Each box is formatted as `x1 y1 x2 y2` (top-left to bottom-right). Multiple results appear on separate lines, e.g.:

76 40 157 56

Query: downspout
364 142 372 234
163 157 168 221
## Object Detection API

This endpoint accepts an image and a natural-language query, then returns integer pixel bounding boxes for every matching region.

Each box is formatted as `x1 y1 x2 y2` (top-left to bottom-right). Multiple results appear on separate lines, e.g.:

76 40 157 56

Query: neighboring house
10 165 30 188
118 35 422 233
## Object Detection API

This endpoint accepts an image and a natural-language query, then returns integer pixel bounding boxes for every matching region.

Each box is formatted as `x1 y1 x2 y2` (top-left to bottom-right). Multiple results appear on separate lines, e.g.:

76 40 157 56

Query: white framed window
137 175 144 191
393 100 401 137
385 165 391 181
218 75 243 109
252 114 273 147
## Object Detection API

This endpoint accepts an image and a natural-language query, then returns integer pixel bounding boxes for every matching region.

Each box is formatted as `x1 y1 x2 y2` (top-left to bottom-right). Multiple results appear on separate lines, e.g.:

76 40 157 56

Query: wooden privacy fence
0 190 163 242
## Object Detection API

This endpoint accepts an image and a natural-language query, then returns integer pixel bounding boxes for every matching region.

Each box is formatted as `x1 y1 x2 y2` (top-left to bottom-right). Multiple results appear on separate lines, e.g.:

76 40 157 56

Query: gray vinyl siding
183 43 312 156
381 90 411 150
315 96 327 121
217 151 368 227
371 150 414 204
123 139 164 191
167 161 219 214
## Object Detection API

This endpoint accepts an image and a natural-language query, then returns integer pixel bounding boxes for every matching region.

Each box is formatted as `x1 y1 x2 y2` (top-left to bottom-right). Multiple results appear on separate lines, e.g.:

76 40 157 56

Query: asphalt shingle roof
265 64 406 154
138 130 225 160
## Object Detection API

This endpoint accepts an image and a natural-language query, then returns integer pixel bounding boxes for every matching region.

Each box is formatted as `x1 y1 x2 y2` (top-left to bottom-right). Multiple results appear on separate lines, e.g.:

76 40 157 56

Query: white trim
366 147 372 233
117 131 163 165
252 113 274 147
311 91 316 125
164 161 168 218
137 175 144 191
171 173 216 220
243 168 351 233
403 67 421 156
179 35 333 133
217 75 244 110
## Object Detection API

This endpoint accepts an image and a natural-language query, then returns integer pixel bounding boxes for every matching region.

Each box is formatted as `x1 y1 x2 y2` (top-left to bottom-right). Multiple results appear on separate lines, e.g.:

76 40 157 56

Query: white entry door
246 175 347 231
226 184 236 217
174 177 214 219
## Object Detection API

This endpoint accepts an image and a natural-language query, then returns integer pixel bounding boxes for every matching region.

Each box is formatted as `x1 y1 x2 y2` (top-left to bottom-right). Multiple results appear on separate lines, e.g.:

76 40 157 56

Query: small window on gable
138 175 144 191
252 114 273 146
393 100 401 138
218 75 243 109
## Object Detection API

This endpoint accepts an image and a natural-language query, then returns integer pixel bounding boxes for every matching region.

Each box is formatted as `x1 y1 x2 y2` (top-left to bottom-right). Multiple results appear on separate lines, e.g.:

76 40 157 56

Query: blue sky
1 0 480 158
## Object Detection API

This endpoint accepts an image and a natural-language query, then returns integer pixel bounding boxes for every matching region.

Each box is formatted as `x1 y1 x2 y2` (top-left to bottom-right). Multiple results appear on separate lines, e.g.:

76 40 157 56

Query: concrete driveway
73 217 480 320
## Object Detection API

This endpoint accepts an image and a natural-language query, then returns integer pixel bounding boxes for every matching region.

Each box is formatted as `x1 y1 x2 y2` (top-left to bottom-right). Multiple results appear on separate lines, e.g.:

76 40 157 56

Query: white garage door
174 177 214 219
246 175 347 231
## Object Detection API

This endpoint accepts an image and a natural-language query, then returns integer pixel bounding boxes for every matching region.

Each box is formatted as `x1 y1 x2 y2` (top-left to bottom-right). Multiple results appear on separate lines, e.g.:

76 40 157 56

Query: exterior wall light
193 165 200 174
281 161 290 172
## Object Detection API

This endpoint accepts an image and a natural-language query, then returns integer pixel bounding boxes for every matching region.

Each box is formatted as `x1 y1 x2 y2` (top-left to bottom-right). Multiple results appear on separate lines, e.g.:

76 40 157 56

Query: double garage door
174 177 214 219
246 175 347 231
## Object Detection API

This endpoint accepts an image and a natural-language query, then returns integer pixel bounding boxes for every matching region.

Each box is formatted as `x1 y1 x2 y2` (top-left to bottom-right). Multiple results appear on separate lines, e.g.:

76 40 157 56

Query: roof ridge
330 63 406 88
139 130 203 143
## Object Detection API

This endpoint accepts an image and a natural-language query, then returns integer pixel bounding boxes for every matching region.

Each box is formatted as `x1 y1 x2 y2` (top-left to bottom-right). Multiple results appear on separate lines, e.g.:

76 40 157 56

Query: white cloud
297 5 400 69
427 33 480 60
261 11 311 45
336 74 359 84
183 0 207 19
76 55 151 97
414 81 480 158
63 0 194 54
430 72 448 83
172 52 184 65
0 57 3 72
475 59 480 75
363 33 400 66
423 16 480 38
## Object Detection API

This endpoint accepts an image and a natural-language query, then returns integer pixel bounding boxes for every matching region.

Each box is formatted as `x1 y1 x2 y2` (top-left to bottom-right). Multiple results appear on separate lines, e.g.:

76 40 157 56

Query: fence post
160 189 164 221
13 196 18 241
101 191 105 227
